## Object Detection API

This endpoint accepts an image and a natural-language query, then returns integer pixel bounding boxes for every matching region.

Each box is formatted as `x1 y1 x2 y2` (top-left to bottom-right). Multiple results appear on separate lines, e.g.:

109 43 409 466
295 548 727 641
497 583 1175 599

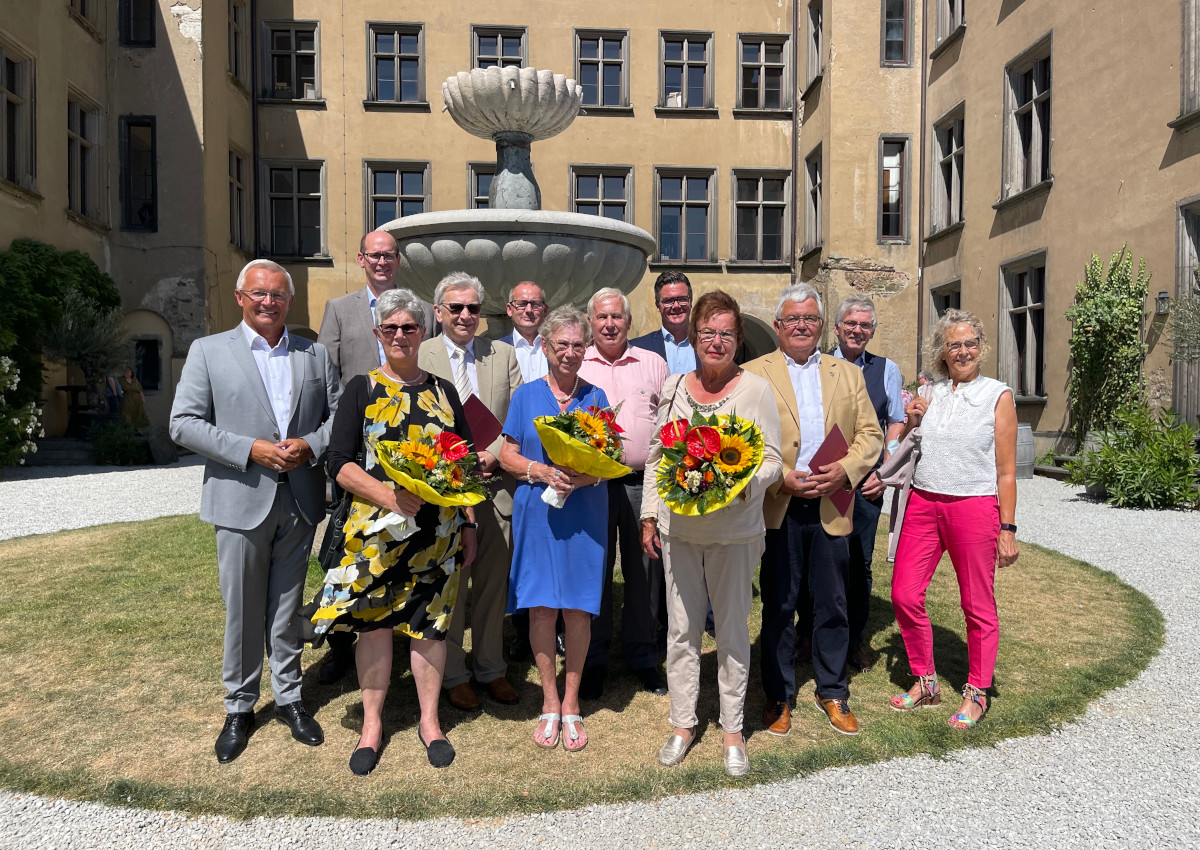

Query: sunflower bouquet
533 404 633 508
375 427 490 508
655 410 764 516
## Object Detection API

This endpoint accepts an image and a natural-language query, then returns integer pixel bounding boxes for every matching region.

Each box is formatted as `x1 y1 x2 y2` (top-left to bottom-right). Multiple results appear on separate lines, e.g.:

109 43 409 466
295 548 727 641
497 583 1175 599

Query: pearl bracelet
525 460 535 484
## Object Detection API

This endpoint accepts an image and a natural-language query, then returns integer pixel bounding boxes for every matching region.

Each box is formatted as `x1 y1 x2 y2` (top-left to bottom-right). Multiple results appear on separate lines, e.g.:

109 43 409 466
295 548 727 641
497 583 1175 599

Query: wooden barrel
1015 423 1035 479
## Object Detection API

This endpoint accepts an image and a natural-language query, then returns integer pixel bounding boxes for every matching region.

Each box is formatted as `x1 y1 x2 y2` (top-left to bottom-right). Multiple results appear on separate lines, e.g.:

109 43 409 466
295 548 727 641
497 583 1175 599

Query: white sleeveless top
912 376 1013 497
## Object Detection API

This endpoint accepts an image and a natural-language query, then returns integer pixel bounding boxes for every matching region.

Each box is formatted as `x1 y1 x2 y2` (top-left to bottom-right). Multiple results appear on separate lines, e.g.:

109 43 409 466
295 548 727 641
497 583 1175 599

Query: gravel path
1 470 1197 849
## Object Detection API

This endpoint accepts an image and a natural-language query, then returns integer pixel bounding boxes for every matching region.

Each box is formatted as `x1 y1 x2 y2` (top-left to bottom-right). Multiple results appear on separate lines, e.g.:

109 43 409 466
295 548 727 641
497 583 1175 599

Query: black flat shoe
275 702 324 746
417 729 456 768
349 745 380 776
635 667 668 696
214 711 254 763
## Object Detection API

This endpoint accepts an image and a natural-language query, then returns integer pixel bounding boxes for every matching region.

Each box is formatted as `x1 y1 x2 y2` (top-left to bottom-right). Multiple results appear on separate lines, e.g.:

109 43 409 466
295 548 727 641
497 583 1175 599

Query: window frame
0 41 36 193
119 115 157 231
931 103 965 234
934 0 965 50
736 33 791 112
467 161 495 209
67 93 101 221
806 0 824 89
1001 36 1053 201
653 167 717 264
262 21 322 102
730 169 790 265
229 147 249 250
132 336 163 394
569 164 633 223
574 29 630 110
878 135 911 244
930 279 962 324
658 31 715 110
228 0 249 85
999 251 1049 401
366 22 425 106
471 25 528 70
260 158 327 259
1181 0 1200 121
363 159 431 232
803 146 823 253
119 0 155 47
880 0 910 66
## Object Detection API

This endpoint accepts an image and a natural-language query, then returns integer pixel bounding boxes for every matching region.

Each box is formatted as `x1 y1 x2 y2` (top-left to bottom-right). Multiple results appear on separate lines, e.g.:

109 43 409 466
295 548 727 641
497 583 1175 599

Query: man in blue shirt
629 272 696 375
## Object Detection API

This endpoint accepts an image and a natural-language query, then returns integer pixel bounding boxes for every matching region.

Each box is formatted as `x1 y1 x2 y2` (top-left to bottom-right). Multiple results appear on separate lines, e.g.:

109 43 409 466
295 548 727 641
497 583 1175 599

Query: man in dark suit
170 259 341 763
629 271 696 375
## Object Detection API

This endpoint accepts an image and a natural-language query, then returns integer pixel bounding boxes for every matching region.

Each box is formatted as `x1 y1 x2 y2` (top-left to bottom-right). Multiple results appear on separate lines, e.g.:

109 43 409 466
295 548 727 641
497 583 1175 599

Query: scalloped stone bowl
442 66 583 141
382 210 655 316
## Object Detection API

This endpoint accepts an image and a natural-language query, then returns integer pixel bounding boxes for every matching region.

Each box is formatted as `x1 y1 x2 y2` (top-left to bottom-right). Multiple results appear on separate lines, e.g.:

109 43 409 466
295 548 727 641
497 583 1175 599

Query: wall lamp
1156 291 1170 316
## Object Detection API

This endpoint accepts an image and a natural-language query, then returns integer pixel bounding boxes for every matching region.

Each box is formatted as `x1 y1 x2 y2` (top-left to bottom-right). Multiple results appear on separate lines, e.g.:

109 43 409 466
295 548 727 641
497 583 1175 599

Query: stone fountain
382 66 655 323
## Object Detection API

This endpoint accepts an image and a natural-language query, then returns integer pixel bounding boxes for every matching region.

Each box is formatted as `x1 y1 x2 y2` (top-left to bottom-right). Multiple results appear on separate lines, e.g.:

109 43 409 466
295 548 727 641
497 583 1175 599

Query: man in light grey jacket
170 259 340 764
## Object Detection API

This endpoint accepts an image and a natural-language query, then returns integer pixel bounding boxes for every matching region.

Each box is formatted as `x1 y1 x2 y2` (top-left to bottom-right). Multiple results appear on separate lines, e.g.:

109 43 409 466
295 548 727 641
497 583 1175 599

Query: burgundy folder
806 423 853 516
463 395 504 453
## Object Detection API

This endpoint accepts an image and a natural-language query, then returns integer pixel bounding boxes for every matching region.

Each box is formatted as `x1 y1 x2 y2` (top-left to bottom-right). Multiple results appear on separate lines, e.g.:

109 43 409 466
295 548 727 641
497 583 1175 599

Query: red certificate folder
463 395 503 453
805 423 853 516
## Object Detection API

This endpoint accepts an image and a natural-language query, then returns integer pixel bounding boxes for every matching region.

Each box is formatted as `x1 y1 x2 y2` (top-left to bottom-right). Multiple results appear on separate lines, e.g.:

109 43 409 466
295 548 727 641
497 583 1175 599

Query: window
473 26 526 69
67 96 100 219
804 148 822 250
738 35 789 110
576 30 628 108
469 162 494 209
660 32 713 108
120 0 155 46
120 116 156 230
1184 0 1200 116
266 23 319 100
1004 45 1051 198
264 161 324 257
1177 201 1200 365
655 169 715 262
930 281 961 319
881 0 908 65
879 137 909 242
228 0 248 84
932 108 965 232
935 0 965 47
570 166 631 222
368 23 423 103
1001 256 1047 398
133 337 162 392
365 161 429 230
732 171 788 263
0 44 35 191
229 149 248 249
806 1 823 87
69 0 97 26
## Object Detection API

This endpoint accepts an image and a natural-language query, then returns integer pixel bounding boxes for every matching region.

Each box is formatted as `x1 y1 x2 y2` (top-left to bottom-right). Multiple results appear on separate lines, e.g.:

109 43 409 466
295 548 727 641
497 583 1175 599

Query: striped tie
451 346 474 403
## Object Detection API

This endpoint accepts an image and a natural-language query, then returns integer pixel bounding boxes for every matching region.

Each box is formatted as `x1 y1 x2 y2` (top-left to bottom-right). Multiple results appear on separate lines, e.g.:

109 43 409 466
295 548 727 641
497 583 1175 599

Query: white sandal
533 713 560 749
562 714 588 752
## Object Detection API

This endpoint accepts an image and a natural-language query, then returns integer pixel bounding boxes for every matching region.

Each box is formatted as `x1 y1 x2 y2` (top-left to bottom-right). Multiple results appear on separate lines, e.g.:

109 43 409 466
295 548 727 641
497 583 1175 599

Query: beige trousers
443 498 513 687
661 535 763 735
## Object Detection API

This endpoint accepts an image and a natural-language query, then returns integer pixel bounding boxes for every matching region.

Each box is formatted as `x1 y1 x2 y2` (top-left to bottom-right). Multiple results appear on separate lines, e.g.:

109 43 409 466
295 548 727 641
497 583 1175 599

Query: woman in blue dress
499 305 609 752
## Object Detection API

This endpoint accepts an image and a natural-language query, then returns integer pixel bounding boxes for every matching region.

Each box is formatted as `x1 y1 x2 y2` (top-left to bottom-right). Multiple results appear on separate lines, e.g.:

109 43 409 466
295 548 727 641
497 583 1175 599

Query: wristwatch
1000 522 1017 533
461 521 479 530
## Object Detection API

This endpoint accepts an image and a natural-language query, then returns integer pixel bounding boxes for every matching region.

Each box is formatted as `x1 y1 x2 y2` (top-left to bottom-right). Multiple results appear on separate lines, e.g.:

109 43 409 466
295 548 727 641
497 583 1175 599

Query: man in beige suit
745 283 882 738
418 271 523 710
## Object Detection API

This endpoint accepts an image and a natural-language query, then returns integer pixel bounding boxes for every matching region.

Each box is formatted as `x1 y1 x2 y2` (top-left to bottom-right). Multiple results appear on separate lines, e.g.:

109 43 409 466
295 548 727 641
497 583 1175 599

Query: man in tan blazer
745 283 882 738
418 271 523 711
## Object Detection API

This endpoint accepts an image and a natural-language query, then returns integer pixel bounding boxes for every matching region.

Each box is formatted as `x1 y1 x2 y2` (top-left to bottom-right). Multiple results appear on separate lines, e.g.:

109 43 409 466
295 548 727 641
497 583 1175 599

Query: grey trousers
214 483 315 714
443 498 513 687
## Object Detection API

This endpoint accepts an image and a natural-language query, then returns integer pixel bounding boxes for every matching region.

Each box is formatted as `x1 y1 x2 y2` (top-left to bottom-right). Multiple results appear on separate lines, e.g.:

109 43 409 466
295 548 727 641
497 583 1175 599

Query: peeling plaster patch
820 256 912 298
170 3 203 55
141 276 206 355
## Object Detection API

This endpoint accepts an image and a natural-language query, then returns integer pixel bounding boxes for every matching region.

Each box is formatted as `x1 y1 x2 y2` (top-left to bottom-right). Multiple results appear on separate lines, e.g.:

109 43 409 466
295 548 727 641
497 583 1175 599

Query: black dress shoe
635 667 668 696
349 745 380 776
317 645 355 685
579 665 606 701
214 712 254 763
555 632 567 658
275 703 324 746
417 729 456 768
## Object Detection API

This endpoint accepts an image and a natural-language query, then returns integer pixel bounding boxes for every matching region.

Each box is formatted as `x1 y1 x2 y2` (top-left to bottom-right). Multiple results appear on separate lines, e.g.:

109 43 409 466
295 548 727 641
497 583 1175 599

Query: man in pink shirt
578 287 671 699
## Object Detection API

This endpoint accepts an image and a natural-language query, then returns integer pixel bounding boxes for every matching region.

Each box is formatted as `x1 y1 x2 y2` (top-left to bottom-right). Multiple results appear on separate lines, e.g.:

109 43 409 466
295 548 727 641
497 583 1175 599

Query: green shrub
0 355 41 467
88 419 151 466
1066 402 1200 509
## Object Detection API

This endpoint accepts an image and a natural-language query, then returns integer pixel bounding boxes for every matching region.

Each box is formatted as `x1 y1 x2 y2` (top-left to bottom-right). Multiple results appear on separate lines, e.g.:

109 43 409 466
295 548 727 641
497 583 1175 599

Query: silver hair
541 305 593 347
587 287 630 318
835 295 877 328
925 309 990 379
433 271 486 305
375 288 427 332
917 370 935 383
507 281 545 302
236 259 295 295
775 283 823 320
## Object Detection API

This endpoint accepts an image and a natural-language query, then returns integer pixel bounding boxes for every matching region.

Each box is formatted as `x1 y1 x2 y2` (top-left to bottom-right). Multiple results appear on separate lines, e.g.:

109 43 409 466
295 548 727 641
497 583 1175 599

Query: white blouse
912 376 1013 497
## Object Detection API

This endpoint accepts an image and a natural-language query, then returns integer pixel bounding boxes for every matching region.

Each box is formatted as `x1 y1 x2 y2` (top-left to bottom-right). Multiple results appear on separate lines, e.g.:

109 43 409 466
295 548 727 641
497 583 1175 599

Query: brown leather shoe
848 644 875 672
761 700 791 736
444 682 481 711
814 695 860 735
478 676 520 705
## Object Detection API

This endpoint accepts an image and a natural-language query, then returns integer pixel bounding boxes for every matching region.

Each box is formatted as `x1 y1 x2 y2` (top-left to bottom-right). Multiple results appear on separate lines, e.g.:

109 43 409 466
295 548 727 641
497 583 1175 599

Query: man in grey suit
419 271 523 711
170 259 341 764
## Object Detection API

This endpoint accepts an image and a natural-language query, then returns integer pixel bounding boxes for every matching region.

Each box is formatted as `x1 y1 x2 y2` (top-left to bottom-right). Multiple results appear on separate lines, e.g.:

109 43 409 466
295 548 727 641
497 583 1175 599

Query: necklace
683 383 732 414
546 373 579 405
381 366 426 385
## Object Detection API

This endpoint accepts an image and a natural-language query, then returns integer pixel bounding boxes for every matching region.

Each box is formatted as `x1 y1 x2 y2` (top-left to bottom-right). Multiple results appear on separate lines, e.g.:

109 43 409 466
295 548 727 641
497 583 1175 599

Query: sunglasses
377 323 421 338
441 302 482 316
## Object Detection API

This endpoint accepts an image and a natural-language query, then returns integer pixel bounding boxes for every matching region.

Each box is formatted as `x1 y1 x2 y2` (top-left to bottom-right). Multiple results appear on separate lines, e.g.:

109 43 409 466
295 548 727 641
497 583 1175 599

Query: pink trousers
891 488 1000 689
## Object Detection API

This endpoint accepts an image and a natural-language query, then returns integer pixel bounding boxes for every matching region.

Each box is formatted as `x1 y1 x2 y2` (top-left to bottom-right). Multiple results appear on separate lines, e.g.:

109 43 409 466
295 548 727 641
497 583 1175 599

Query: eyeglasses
945 338 981 354
840 320 875 331
441 302 482 315
508 299 546 311
239 289 290 304
696 329 737 344
377 323 421 338
547 340 587 354
363 252 398 263
660 296 691 307
779 315 821 329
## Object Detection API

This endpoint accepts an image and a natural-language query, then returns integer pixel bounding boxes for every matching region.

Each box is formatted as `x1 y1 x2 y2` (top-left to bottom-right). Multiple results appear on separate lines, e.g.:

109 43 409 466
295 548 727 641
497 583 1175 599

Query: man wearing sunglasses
419 271 523 712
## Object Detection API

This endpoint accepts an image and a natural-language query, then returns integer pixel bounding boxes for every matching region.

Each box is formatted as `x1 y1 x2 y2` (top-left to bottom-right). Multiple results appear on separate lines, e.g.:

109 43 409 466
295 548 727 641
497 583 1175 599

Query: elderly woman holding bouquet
640 290 782 777
311 289 480 775
499 305 614 752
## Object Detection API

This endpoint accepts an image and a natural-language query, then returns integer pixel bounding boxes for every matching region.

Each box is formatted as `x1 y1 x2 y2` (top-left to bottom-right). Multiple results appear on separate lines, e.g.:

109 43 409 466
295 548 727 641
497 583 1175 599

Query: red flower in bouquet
436 431 470 462
685 425 721 460
660 419 690 449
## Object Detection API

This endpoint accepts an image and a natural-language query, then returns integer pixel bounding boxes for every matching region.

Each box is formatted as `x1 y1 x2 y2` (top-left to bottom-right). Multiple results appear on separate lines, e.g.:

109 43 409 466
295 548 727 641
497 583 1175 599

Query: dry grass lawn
0 515 1162 820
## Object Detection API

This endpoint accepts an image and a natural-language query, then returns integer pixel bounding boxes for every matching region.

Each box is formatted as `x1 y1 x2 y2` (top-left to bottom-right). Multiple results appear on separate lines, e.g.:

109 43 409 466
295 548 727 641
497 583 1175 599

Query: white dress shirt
662 327 697 375
442 333 479 396
241 321 293 439
510 330 548 382
785 349 824 472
